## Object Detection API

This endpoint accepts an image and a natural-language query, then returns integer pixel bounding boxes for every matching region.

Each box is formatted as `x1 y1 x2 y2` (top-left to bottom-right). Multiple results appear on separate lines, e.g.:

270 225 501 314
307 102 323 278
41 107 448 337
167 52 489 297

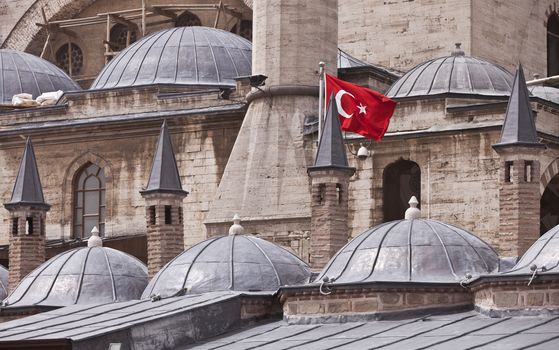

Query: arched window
548 13 559 76
56 43 83 76
383 159 421 222
110 23 137 52
541 173 559 235
175 11 202 27
73 163 106 238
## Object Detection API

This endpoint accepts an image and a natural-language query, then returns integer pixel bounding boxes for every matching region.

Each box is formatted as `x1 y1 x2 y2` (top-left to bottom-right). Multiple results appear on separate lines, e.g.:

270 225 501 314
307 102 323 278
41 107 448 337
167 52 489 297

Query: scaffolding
36 1 244 76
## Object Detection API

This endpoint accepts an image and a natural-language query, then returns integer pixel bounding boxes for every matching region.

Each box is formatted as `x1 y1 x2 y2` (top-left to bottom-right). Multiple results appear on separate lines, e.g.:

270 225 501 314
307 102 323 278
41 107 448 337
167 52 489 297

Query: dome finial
229 214 244 235
451 42 464 56
405 196 421 220
88 226 103 247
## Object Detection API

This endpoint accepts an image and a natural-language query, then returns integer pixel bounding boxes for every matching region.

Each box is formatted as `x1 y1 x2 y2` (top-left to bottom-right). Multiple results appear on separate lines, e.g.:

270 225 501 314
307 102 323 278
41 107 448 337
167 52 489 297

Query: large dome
0 49 81 104
91 27 252 90
4 246 148 307
317 219 499 284
142 234 311 298
505 224 559 275
386 46 514 99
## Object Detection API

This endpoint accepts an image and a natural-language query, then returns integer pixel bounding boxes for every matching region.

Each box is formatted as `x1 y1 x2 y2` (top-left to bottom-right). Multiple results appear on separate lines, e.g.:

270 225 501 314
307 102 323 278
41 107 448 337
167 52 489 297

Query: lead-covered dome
142 234 311 298
529 85 559 105
317 219 499 284
0 49 81 104
387 45 514 99
4 246 148 307
505 224 559 275
91 27 252 90
0 265 7 300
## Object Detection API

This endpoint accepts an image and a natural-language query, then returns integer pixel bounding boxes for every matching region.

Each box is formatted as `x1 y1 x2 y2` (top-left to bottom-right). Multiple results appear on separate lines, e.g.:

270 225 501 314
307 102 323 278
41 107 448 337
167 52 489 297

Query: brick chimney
493 64 545 258
140 121 188 278
4 138 50 291
308 94 355 269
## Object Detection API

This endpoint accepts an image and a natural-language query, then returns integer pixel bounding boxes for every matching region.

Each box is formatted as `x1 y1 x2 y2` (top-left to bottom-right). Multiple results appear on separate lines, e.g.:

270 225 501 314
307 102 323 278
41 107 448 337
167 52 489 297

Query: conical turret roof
309 94 355 173
4 138 49 210
493 64 544 149
141 121 188 196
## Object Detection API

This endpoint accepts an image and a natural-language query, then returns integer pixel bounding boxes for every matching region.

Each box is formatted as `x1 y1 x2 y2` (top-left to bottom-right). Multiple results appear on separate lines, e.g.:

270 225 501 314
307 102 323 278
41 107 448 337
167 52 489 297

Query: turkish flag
325 74 396 140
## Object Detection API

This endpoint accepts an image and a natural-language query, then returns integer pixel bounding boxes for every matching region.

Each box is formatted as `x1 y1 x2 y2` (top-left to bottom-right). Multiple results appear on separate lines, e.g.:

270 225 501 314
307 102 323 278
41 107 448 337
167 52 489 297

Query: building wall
471 0 555 79
0 90 242 247
338 0 472 72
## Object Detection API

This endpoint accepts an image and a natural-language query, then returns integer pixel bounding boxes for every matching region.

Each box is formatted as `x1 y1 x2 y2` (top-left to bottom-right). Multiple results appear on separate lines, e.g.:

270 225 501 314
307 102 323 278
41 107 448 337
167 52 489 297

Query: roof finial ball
87 226 103 247
404 196 421 220
451 42 465 56
229 214 244 235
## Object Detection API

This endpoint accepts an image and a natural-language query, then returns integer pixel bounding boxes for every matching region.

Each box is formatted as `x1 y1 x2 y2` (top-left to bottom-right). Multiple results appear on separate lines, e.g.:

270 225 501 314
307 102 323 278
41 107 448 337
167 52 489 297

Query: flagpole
318 62 326 142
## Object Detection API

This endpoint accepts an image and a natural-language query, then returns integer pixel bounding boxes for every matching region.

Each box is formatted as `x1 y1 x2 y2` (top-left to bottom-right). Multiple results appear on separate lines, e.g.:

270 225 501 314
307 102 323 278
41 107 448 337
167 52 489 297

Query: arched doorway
541 173 559 235
383 159 421 222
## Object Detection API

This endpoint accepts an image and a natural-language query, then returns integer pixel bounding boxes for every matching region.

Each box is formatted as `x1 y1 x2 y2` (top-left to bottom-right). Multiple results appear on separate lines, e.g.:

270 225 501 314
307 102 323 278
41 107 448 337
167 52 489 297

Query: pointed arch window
548 13 559 76
73 163 106 238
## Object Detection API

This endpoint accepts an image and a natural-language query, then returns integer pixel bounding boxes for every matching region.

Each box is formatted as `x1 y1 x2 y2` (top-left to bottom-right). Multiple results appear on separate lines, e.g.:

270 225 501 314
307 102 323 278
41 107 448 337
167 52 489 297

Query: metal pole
318 61 325 143
141 0 146 36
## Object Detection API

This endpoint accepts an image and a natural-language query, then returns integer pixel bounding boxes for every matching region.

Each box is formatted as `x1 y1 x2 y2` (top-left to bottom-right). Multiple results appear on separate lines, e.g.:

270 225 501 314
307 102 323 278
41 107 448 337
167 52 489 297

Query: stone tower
140 121 188 278
206 0 339 253
308 95 355 269
493 64 545 258
4 138 50 290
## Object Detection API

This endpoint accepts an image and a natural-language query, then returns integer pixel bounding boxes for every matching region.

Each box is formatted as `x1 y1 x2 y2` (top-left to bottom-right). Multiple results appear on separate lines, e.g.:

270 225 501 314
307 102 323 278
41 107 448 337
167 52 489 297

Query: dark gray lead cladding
0 49 81 104
386 50 513 98
504 224 559 275
493 64 545 149
186 311 559 350
142 234 311 298
141 120 187 195
90 27 252 90
3 246 148 308
316 219 499 284
309 94 354 172
529 85 559 105
4 138 49 210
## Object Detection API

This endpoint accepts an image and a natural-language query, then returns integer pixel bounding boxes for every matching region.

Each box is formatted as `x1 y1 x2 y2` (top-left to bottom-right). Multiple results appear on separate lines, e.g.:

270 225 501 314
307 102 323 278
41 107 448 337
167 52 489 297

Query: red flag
325 74 396 140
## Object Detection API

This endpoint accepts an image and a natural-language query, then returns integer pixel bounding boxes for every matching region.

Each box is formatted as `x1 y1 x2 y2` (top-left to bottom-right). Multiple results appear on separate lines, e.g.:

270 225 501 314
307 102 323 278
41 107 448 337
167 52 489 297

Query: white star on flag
357 103 367 114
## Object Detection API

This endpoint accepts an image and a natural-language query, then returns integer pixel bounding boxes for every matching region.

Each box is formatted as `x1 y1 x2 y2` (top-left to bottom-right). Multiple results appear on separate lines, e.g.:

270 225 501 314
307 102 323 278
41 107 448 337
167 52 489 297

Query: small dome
506 225 559 275
91 27 252 90
317 219 499 284
142 235 311 298
386 45 514 99
529 85 559 105
0 49 81 104
0 265 7 300
4 247 147 307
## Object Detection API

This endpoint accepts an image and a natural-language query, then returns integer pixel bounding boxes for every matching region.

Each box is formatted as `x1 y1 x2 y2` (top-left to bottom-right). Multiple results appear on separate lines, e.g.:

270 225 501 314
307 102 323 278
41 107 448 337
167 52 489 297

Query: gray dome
386 50 514 99
142 235 311 298
505 225 559 275
0 265 7 300
317 219 499 284
91 27 252 90
0 49 81 104
529 85 559 105
4 247 147 308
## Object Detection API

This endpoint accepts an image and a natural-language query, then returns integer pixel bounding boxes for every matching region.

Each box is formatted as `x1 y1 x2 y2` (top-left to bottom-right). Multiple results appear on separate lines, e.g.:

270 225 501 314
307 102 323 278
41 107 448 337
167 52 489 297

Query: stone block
494 292 518 308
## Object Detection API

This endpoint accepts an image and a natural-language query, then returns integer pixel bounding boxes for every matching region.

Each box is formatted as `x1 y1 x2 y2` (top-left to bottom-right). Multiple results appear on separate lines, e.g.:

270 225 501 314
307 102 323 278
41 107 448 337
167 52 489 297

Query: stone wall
473 279 559 315
282 285 472 320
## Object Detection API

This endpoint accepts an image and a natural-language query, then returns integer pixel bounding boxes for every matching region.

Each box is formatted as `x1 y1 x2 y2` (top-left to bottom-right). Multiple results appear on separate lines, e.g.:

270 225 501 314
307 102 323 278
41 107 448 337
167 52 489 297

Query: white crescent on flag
335 90 356 119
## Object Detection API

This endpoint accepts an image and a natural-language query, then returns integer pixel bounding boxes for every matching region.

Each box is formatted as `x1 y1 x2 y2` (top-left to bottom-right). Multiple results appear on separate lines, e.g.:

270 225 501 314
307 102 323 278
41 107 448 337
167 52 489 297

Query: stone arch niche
382 159 421 222
1 0 98 54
